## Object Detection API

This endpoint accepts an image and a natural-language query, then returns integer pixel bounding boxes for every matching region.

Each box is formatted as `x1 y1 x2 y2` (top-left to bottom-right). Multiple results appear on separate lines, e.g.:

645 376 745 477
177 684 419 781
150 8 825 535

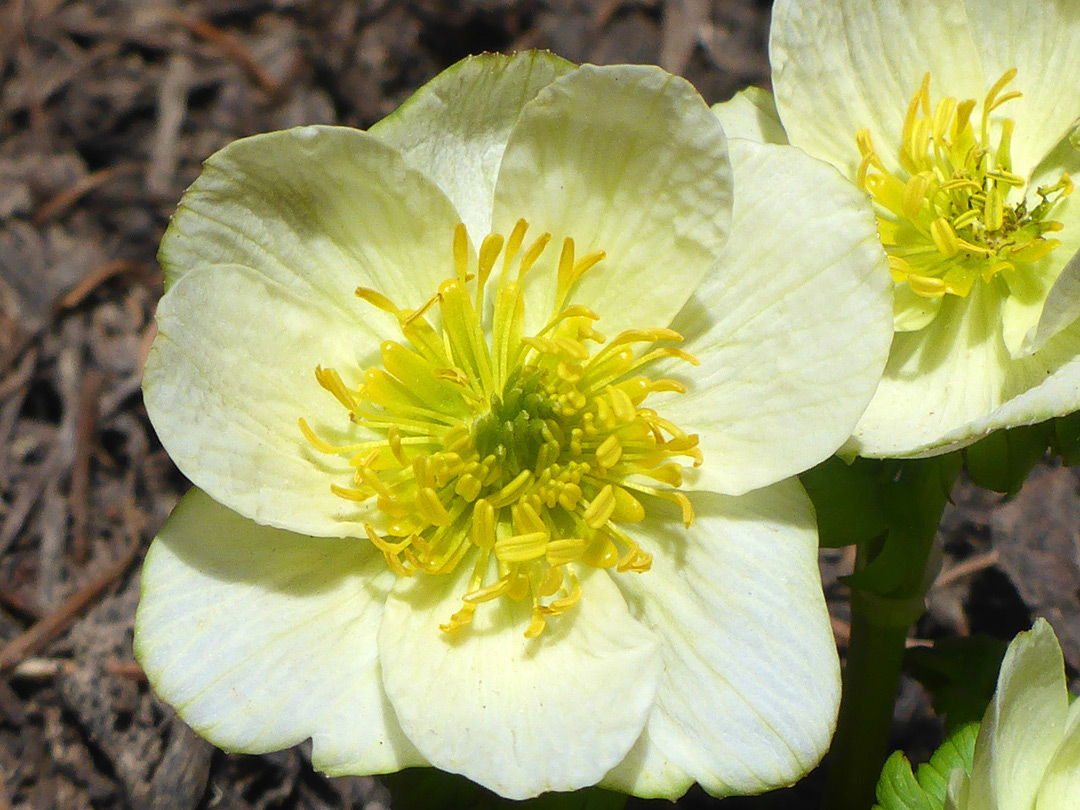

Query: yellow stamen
302 221 699 637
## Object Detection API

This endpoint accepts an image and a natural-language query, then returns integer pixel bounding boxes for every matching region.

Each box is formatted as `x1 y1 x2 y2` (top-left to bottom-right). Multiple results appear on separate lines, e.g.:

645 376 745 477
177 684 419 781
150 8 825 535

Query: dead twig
8 656 145 681
934 549 1001 589
0 440 65 557
71 370 106 564
58 259 146 311
31 163 143 226
161 8 281 96
0 540 140 672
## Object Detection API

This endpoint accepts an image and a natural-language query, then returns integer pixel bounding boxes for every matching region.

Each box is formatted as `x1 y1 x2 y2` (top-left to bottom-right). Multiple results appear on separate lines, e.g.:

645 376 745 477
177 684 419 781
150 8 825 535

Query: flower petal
850 285 1080 458
133 489 422 775
963 0 1080 178
657 139 892 495
378 565 660 800
710 87 789 145
770 0 984 176
601 728 695 800
158 126 462 305
144 263 380 536
1035 693 1080 810
614 482 840 797
492 64 732 336
1013 140 1080 357
369 52 574 240
968 618 1069 810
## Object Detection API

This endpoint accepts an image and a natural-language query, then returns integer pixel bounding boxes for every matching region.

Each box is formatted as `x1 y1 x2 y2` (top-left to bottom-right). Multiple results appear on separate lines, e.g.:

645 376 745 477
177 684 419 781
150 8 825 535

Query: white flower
946 619 1080 810
719 0 1080 458
134 52 892 799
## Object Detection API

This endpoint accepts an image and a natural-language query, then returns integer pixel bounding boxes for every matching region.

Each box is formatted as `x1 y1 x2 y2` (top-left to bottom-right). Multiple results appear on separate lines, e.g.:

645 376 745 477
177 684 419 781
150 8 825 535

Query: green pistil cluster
301 220 701 638
856 69 1072 311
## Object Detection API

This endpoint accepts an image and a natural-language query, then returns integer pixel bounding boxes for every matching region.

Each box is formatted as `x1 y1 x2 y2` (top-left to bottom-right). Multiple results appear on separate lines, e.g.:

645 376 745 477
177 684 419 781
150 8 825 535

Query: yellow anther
607 385 636 423
512 501 548 535
494 532 549 563
539 566 564 597
462 578 510 604
984 187 1004 232
930 217 960 257
355 286 404 317
952 209 980 231
545 538 586 566
518 232 552 281
329 483 373 502
611 486 646 523
545 576 582 613
907 274 948 298
439 603 477 633
887 255 913 283
524 611 546 639
902 173 931 220
415 486 451 527
580 532 618 567
583 484 616 529
931 96 957 142
595 434 623 469
315 365 359 412
488 469 533 507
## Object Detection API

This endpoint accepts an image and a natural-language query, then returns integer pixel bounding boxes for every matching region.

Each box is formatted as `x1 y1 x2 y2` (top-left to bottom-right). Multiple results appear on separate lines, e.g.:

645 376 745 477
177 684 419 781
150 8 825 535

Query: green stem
821 455 961 810
822 547 913 809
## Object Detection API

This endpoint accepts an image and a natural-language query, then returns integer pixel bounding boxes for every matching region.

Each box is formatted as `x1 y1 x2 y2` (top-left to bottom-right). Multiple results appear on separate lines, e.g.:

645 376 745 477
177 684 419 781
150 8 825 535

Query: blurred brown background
0 1 1076 808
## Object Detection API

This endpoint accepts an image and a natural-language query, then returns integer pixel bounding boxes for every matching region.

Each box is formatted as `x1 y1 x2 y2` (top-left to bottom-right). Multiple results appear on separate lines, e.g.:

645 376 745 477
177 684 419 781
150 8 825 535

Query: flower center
856 69 1072 309
301 220 701 637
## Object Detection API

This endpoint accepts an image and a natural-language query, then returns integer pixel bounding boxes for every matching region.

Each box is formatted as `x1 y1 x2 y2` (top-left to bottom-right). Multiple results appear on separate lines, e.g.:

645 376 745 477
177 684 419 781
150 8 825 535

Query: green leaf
799 455 889 548
1051 410 1080 466
906 635 1008 731
872 751 937 810
872 724 979 810
964 423 1052 494
916 723 979 805
383 769 629 810
843 454 962 599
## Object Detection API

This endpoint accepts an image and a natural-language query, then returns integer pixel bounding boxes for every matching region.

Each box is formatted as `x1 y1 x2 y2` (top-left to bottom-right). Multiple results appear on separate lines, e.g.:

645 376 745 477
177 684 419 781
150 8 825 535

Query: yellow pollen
855 69 1072 322
302 220 700 637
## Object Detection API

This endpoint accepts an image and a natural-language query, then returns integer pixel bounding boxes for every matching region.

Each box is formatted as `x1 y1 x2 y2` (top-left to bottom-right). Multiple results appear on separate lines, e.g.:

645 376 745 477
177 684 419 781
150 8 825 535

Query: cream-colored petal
159 126 462 305
144 264 379 537
492 63 732 336
894 283 944 332
658 139 891 495
378 565 660 800
601 728 695 800
945 768 971 810
614 482 840 797
1015 139 1080 357
851 285 1080 458
963 0 1080 178
710 87 789 145
369 51 574 240
1001 255 1071 359
1035 696 1080 810
133 489 422 775
968 619 1069 810
770 0 984 177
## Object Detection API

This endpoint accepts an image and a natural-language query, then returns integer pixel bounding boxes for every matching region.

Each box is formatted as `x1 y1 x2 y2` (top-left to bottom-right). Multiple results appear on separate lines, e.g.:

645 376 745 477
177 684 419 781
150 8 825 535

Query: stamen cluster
856 70 1072 302
302 220 701 637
